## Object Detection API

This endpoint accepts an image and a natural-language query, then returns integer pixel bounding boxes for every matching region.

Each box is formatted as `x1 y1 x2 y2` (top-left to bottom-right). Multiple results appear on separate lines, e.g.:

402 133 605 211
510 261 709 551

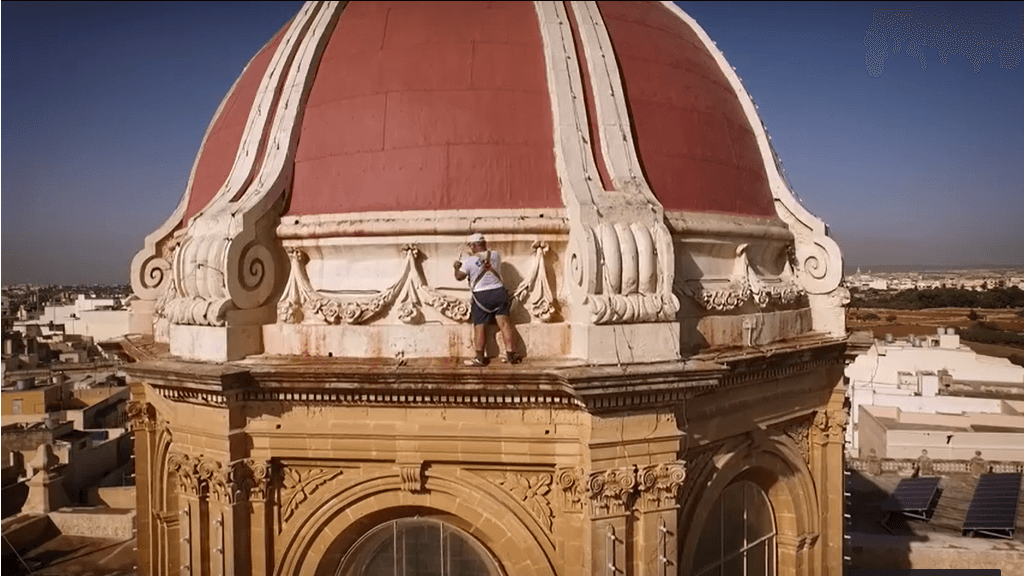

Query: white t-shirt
461 251 504 292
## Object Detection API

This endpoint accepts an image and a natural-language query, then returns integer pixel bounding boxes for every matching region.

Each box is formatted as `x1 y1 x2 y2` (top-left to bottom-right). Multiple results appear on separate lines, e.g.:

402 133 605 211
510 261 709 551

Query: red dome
182 1 776 222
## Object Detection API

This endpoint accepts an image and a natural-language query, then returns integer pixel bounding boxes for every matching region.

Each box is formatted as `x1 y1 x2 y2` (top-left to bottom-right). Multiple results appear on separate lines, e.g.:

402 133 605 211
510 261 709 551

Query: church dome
131 1 845 364
183 0 775 221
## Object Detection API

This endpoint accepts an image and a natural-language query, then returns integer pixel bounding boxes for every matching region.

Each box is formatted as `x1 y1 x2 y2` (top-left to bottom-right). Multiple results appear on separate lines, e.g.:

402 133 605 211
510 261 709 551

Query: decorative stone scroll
513 241 557 322
231 459 271 503
812 408 847 444
555 467 585 512
277 244 470 325
636 463 687 511
278 464 342 523
165 452 241 503
144 2 341 328
587 467 638 515
484 472 555 532
680 243 802 312
126 401 159 431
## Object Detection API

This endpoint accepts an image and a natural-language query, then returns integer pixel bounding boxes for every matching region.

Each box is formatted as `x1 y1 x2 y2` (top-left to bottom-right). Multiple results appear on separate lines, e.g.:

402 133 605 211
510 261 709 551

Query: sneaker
506 351 522 365
464 356 489 367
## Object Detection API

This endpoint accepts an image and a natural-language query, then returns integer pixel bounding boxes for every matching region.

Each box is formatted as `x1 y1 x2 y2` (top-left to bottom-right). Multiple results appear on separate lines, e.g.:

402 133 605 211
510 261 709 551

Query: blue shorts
470 288 510 325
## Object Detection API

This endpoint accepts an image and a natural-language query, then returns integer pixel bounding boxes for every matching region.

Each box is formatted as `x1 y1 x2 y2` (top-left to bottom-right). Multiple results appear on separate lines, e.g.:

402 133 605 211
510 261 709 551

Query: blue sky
2 1 1022 285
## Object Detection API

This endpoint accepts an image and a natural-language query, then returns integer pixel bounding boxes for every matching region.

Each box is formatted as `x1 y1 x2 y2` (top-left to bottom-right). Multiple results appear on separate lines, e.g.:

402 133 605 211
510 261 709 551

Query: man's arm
454 260 468 282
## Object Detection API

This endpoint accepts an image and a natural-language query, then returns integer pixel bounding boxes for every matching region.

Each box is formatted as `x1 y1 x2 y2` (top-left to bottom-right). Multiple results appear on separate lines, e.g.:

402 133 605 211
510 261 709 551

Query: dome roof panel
598 0 776 217
288 1 561 215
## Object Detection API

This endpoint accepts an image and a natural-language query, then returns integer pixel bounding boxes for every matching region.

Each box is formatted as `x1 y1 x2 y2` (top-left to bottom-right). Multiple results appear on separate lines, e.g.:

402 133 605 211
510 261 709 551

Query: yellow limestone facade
126 2 850 574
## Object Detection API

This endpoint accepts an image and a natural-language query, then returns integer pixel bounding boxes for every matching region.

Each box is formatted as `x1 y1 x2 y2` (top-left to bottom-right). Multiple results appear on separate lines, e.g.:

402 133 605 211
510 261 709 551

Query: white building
845 328 1024 458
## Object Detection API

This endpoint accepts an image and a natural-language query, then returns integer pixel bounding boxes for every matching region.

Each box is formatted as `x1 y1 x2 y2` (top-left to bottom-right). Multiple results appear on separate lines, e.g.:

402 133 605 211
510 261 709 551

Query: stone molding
676 445 719 517
277 209 569 239
277 244 469 325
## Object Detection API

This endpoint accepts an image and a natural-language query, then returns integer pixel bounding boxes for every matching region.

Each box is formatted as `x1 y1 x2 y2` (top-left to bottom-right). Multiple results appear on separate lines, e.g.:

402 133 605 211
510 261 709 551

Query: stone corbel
513 241 558 322
398 462 425 493
574 222 679 324
277 244 470 325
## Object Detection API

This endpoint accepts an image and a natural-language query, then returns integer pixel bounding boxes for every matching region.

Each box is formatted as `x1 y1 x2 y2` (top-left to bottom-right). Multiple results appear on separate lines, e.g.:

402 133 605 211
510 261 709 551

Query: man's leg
474 323 487 358
495 315 521 363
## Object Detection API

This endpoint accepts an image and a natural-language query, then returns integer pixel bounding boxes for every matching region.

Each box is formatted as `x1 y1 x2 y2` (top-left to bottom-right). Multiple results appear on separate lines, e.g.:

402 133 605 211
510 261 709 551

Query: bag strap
469 250 502 291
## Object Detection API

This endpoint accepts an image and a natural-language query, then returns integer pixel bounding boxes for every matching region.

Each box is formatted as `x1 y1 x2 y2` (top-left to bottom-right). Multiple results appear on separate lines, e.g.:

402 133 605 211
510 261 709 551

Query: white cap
467 232 486 244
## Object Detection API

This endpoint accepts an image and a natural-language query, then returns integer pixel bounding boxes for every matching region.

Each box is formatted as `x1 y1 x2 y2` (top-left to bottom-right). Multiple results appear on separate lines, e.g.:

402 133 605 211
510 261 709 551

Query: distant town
846 266 1024 292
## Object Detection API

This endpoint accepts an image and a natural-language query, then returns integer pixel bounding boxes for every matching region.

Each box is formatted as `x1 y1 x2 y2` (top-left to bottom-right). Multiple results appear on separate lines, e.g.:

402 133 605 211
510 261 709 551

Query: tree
885 314 897 323
967 309 980 321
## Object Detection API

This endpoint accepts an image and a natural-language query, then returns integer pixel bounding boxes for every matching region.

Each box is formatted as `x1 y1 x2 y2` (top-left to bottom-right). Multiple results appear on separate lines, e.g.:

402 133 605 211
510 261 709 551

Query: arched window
337 518 504 576
693 480 776 576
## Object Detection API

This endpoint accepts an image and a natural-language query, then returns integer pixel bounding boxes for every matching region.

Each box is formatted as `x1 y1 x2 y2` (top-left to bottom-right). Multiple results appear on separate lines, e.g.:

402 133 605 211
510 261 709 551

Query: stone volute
129 1 845 363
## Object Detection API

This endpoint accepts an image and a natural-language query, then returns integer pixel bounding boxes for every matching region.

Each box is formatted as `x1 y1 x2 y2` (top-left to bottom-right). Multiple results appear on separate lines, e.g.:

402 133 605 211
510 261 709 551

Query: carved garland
679 243 803 312
512 241 558 322
277 244 469 325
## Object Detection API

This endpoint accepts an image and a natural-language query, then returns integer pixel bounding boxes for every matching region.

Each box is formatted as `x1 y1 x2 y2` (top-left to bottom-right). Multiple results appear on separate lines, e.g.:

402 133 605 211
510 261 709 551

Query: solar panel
963 472 1022 539
880 476 942 520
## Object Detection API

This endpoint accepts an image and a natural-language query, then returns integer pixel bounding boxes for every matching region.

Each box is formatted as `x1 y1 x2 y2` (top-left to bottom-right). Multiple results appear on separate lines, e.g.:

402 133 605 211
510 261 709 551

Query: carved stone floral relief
278 465 342 523
483 472 555 532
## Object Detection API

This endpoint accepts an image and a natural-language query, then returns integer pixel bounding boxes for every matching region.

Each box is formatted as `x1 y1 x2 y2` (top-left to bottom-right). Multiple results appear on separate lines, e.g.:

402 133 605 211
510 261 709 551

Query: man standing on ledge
454 233 522 366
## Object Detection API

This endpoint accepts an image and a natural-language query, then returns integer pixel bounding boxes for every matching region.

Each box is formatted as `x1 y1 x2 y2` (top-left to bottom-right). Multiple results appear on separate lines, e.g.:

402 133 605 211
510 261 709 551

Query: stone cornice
277 209 569 239
126 335 845 411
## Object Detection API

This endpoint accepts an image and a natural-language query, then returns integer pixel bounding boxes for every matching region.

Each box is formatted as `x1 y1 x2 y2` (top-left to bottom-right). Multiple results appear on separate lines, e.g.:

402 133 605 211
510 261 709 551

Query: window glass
721 483 745 553
744 482 774 542
691 480 776 576
339 518 502 576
